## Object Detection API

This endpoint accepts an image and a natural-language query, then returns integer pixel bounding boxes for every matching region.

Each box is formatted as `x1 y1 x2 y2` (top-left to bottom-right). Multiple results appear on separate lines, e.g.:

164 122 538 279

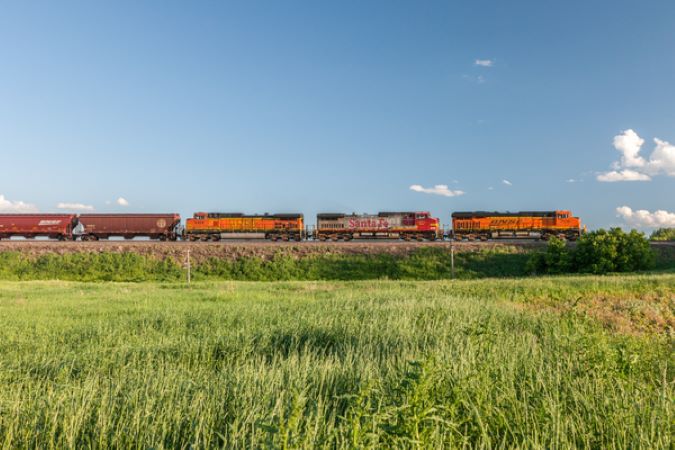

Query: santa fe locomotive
315 211 441 241
0 209 583 241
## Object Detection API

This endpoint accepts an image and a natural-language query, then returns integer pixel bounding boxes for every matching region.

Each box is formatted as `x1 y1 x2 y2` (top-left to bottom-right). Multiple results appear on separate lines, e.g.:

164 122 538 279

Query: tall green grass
0 275 671 448
0 248 536 282
0 245 671 282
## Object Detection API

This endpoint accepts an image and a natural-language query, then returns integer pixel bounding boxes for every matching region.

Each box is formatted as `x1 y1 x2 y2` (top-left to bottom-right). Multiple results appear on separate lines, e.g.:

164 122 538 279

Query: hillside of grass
0 275 671 448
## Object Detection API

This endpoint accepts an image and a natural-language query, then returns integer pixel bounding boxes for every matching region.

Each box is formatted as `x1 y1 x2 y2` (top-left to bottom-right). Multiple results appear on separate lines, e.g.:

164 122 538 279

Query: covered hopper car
0 214 78 240
315 211 440 241
77 214 182 241
185 212 304 241
451 210 582 241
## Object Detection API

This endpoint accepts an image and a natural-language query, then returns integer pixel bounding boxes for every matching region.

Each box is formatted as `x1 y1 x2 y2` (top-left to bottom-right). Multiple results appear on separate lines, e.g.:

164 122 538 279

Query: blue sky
1 1 674 229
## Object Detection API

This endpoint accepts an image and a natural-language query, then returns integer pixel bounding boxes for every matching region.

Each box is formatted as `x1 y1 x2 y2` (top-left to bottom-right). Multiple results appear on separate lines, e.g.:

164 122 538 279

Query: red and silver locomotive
315 211 440 241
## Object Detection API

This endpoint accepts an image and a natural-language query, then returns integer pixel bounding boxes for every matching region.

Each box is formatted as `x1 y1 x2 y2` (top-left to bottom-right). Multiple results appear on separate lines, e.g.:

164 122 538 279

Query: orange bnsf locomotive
315 211 441 241
185 212 304 241
451 210 582 241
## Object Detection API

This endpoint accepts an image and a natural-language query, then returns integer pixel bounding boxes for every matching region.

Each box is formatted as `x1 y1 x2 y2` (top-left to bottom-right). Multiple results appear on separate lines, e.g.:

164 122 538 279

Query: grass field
0 275 672 448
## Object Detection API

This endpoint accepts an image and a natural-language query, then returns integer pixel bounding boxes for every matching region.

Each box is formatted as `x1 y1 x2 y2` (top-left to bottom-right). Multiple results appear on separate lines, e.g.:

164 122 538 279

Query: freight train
0 210 582 241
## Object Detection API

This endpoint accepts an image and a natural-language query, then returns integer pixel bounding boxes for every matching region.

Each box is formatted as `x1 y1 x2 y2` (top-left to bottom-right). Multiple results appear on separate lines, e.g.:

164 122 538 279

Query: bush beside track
0 240 539 263
0 240 672 281
0 247 532 281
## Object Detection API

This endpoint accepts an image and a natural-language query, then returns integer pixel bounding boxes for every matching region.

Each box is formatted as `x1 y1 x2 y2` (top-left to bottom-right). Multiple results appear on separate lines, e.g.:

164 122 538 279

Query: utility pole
450 243 455 279
186 249 191 285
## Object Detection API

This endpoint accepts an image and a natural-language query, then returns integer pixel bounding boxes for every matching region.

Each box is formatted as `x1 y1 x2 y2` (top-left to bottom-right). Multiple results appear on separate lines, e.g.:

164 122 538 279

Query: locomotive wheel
211 235 220 242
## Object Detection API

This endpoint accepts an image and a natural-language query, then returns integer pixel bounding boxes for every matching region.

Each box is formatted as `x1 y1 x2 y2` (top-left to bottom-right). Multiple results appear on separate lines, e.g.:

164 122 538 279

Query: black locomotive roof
206 212 303 219
318 212 416 219
452 211 557 218
378 211 416 217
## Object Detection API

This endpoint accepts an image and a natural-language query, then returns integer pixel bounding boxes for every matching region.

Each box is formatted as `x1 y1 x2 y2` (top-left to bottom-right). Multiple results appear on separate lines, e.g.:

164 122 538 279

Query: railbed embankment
0 240 543 263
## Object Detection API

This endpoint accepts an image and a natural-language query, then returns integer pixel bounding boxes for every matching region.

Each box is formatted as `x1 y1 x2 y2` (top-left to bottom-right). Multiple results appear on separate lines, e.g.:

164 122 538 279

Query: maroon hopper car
0 214 78 240
77 214 181 241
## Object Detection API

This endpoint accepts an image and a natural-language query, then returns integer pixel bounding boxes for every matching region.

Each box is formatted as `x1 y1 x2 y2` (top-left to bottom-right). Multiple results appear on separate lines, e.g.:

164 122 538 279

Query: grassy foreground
0 275 672 448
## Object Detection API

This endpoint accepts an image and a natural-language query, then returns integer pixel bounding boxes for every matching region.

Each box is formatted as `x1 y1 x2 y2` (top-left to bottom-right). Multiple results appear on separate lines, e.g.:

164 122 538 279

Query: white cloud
566 178 582 183
475 59 494 67
0 195 38 212
462 74 487 84
116 197 129 206
596 169 651 182
616 206 675 228
56 202 94 211
598 130 675 181
502 179 512 186
410 184 465 197
613 129 645 168
646 138 675 176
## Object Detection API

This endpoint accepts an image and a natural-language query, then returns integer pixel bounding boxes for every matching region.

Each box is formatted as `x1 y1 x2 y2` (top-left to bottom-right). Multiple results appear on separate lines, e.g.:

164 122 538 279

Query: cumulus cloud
598 130 675 181
410 184 465 197
0 195 38 212
502 179 512 186
596 169 651 182
647 138 675 176
475 59 494 67
613 129 645 167
116 197 129 206
56 202 94 211
616 206 675 228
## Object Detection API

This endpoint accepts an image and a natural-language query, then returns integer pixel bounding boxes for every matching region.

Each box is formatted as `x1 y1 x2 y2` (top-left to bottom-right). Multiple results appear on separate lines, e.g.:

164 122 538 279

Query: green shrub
650 228 675 241
529 229 655 275
575 228 654 274
0 252 183 282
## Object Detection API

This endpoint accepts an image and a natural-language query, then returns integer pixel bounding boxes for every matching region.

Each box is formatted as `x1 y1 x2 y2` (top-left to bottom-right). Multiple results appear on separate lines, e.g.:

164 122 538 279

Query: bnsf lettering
38 220 62 226
348 218 389 229
490 219 519 226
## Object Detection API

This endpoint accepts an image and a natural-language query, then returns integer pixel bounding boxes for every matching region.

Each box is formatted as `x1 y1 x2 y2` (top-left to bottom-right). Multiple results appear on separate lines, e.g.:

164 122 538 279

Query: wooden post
450 243 455 279
186 249 191 285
